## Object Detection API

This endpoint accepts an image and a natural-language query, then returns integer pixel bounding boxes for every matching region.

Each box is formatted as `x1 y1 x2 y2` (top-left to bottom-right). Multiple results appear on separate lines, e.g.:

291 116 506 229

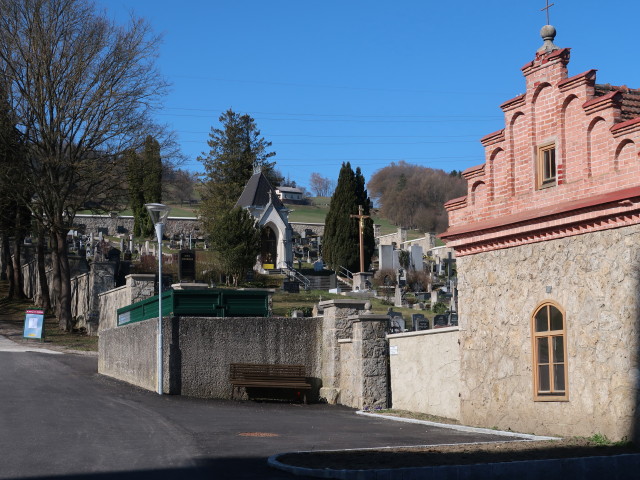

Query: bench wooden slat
229 363 311 401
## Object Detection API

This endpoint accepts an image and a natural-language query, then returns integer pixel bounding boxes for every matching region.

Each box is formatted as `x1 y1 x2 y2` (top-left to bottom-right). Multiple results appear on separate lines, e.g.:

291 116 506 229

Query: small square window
537 144 556 189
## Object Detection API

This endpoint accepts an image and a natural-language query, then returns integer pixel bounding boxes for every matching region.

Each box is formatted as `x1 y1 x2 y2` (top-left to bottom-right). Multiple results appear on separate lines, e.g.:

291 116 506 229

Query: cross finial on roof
537 1 558 55
541 0 554 25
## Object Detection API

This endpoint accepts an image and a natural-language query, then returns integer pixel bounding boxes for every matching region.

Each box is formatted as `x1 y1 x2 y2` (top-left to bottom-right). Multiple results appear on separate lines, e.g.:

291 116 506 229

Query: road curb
268 452 640 479
355 411 558 440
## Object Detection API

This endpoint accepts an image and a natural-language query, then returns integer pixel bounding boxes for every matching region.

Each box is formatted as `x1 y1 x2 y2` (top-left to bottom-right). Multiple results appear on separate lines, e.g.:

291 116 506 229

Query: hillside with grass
86 195 434 241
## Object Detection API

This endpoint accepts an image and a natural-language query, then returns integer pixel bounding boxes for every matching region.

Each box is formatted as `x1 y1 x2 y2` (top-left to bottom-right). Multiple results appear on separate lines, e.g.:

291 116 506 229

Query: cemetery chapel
440 21 640 440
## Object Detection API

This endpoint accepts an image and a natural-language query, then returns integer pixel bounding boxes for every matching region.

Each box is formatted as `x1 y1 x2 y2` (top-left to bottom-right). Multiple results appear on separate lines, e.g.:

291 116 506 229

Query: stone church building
440 25 640 440
236 170 294 271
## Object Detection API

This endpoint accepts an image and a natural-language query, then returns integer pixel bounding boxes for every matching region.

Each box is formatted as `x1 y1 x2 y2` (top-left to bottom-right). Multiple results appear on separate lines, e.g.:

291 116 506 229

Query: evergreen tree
198 109 279 232
127 135 163 237
208 207 261 286
323 162 374 272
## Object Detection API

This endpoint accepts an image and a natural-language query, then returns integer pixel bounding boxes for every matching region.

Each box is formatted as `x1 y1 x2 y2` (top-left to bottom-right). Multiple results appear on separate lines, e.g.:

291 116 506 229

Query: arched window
532 303 568 401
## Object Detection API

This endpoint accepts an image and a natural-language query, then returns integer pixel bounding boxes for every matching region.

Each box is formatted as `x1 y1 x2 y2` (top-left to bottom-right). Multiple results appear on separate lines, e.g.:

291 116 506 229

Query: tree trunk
0 234 6 281
50 233 61 322
37 230 51 312
2 235 15 298
55 229 73 331
11 233 25 299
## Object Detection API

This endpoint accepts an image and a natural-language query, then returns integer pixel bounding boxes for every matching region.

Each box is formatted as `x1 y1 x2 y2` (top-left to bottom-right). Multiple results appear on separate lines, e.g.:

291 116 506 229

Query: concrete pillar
318 299 368 404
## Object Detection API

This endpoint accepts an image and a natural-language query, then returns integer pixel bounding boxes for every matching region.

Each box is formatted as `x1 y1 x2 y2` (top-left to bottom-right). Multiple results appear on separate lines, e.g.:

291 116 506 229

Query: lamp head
145 203 170 225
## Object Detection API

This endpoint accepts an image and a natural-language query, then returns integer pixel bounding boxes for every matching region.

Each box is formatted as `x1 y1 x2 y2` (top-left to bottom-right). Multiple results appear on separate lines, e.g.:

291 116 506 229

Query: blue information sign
23 310 45 339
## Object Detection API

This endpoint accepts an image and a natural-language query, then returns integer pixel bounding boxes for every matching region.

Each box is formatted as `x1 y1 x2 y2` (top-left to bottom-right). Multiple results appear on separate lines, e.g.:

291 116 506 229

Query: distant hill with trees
367 161 467 233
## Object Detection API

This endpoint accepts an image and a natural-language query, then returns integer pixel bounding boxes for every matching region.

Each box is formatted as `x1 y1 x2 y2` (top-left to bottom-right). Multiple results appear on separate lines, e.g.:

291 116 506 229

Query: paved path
0 334 524 479
0 334 61 354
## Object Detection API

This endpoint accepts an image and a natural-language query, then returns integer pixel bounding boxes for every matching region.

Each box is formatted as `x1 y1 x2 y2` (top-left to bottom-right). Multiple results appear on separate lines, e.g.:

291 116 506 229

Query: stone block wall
377 228 407 247
164 316 323 398
457 224 640 441
99 299 391 410
98 319 158 392
98 274 155 332
74 214 202 239
388 327 461 420
99 316 324 398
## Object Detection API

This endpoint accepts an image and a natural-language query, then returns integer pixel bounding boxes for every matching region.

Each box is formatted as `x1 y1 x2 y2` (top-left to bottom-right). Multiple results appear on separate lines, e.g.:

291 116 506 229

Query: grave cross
541 0 554 25
350 205 370 273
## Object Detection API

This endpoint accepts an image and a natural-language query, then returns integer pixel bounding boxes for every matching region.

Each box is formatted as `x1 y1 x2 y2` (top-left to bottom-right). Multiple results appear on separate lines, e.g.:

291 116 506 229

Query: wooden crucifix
350 205 369 273
541 0 554 25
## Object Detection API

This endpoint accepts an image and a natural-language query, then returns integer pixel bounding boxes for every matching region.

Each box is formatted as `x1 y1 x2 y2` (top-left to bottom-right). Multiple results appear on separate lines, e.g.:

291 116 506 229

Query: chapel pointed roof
235 171 285 209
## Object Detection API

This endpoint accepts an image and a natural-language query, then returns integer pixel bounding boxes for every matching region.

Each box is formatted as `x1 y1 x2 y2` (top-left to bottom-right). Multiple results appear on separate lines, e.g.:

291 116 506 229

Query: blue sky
102 1 640 191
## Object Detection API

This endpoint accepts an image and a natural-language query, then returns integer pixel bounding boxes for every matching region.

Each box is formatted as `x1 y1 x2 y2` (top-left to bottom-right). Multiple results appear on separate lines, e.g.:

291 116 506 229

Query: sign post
23 309 45 340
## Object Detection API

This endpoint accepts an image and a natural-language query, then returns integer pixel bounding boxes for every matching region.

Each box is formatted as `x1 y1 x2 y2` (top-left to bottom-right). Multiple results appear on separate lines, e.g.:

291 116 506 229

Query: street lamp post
145 203 171 395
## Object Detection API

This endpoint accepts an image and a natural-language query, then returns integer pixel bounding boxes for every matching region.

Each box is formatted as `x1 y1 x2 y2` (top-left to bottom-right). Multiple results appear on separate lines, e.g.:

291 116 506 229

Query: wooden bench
230 363 311 403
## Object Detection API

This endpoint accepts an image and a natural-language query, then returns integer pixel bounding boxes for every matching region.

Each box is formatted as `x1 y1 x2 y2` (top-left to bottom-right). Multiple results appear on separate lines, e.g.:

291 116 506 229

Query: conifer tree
127 135 163 237
198 109 280 233
323 162 374 272
208 207 261 286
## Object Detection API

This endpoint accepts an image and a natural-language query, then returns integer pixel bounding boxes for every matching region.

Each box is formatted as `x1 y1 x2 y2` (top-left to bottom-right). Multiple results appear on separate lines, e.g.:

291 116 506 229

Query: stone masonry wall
377 228 407 247
99 300 391 409
388 327 461 420
458 224 640 440
98 274 155 332
99 316 324 398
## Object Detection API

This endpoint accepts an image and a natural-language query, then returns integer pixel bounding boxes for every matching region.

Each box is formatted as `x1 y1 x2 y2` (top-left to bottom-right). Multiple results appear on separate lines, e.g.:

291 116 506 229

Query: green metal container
116 288 270 326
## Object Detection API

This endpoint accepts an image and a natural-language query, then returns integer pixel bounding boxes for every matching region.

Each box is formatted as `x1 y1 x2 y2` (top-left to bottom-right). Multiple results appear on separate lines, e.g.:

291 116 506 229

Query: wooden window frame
531 302 569 402
537 143 557 189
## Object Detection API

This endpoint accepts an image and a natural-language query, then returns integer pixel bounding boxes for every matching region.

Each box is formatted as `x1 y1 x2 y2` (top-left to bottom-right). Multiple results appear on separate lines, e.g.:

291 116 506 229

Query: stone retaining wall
457 224 640 441
74 215 327 241
99 300 391 409
73 214 202 239
98 274 155 332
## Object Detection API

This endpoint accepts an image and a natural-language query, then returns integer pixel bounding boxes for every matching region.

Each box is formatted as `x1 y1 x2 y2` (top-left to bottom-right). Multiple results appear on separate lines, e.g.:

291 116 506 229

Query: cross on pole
541 0 554 25
350 205 370 273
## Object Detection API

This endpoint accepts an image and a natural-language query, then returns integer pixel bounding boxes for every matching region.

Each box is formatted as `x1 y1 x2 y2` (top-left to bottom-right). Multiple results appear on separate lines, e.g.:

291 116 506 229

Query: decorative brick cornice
583 91 621 115
610 117 640 137
558 69 597 92
461 163 485 180
446 209 640 256
480 129 505 147
444 196 467 212
500 94 526 112
439 186 640 256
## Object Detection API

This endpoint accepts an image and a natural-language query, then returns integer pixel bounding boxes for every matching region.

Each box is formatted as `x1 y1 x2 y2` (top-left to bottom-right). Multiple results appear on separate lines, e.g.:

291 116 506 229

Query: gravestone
378 245 394 271
392 249 401 270
433 314 449 328
178 249 196 282
107 248 121 262
412 313 429 331
388 311 405 333
410 245 423 271
431 290 439 305
283 280 300 293
394 285 403 307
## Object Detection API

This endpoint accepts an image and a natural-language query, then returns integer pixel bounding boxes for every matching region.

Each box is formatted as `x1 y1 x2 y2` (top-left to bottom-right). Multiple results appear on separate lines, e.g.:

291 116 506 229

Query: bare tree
367 161 467 233
309 172 335 197
0 0 169 330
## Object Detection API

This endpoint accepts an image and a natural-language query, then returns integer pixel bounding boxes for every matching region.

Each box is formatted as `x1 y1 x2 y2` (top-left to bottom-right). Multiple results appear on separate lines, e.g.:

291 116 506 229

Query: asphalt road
0 336 514 480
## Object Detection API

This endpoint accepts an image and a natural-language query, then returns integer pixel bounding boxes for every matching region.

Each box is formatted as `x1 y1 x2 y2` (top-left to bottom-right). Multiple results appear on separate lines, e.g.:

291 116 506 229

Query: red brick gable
440 44 640 255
